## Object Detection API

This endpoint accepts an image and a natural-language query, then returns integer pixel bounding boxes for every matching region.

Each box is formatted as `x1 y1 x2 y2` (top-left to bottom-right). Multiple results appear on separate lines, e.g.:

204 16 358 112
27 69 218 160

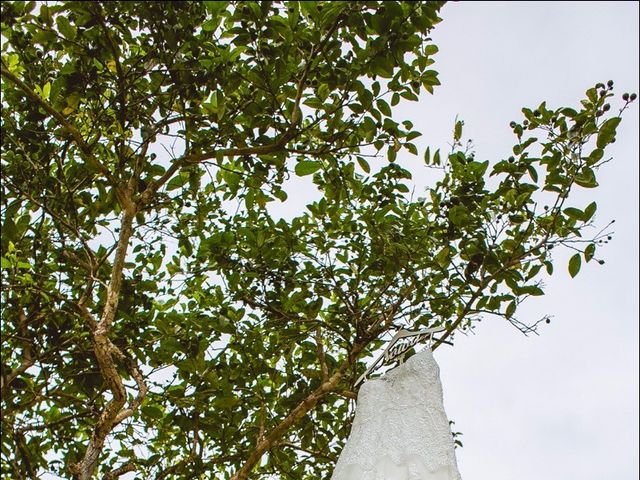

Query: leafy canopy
0 1 635 479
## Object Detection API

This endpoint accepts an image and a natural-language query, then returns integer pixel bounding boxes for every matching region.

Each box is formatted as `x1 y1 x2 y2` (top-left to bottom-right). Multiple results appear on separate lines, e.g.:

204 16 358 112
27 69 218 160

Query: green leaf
272 188 287 202
216 91 225 118
449 205 470 227
141 405 164 419
584 243 596 262
202 17 221 31
424 44 439 55
435 247 450 268
166 174 186 191
377 99 392 117
587 148 604 165
544 261 554 275
204 1 229 15
596 117 621 149
295 161 322 176
454 120 463 142
568 253 581 278
56 16 76 40
406 131 422 141
317 83 330 101
214 395 239 409
433 149 441 166
356 157 370 173
387 146 397 162
574 168 598 188
505 300 516 319
583 201 597 221
42 82 51 101
519 285 544 296
564 207 584 221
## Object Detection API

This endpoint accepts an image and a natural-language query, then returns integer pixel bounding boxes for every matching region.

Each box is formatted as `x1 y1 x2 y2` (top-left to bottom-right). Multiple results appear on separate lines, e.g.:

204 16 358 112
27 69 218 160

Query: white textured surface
332 348 461 480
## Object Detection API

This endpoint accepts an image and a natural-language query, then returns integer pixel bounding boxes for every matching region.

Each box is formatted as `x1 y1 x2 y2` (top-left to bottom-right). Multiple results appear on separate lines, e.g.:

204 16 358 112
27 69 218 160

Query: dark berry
622 93 630 101
510 121 516 128
603 104 611 111
545 318 551 324
533 110 540 116
630 93 637 101
598 260 605 265
607 80 614 88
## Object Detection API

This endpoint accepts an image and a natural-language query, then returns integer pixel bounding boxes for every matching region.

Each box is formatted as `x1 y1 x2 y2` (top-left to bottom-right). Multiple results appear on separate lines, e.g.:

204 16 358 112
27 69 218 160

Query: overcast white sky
410 2 639 479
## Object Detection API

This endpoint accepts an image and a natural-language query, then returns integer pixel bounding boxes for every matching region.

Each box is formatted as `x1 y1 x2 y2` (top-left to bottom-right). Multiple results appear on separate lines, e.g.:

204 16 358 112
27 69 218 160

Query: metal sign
354 326 449 388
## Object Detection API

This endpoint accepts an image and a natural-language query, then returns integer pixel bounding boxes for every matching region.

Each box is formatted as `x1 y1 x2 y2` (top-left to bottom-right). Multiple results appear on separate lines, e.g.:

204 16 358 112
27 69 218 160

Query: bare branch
103 462 136 480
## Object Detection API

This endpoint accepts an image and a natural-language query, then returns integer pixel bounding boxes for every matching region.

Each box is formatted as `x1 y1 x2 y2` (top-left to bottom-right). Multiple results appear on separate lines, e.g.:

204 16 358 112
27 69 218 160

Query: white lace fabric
331 347 462 480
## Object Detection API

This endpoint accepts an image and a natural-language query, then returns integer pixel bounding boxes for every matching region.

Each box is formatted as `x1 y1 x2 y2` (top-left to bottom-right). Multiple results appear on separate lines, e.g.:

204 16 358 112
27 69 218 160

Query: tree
0 1 636 479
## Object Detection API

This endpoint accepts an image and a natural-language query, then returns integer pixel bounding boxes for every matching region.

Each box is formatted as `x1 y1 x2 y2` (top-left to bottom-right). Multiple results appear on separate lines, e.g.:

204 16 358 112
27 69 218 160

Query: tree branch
229 340 368 480
432 233 554 351
71 196 143 480
103 462 136 480
138 126 299 207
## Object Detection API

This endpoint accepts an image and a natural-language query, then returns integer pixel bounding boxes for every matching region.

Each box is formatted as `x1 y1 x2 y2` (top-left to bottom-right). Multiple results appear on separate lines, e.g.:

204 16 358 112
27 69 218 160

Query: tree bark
71 198 140 480
230 340 366 480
